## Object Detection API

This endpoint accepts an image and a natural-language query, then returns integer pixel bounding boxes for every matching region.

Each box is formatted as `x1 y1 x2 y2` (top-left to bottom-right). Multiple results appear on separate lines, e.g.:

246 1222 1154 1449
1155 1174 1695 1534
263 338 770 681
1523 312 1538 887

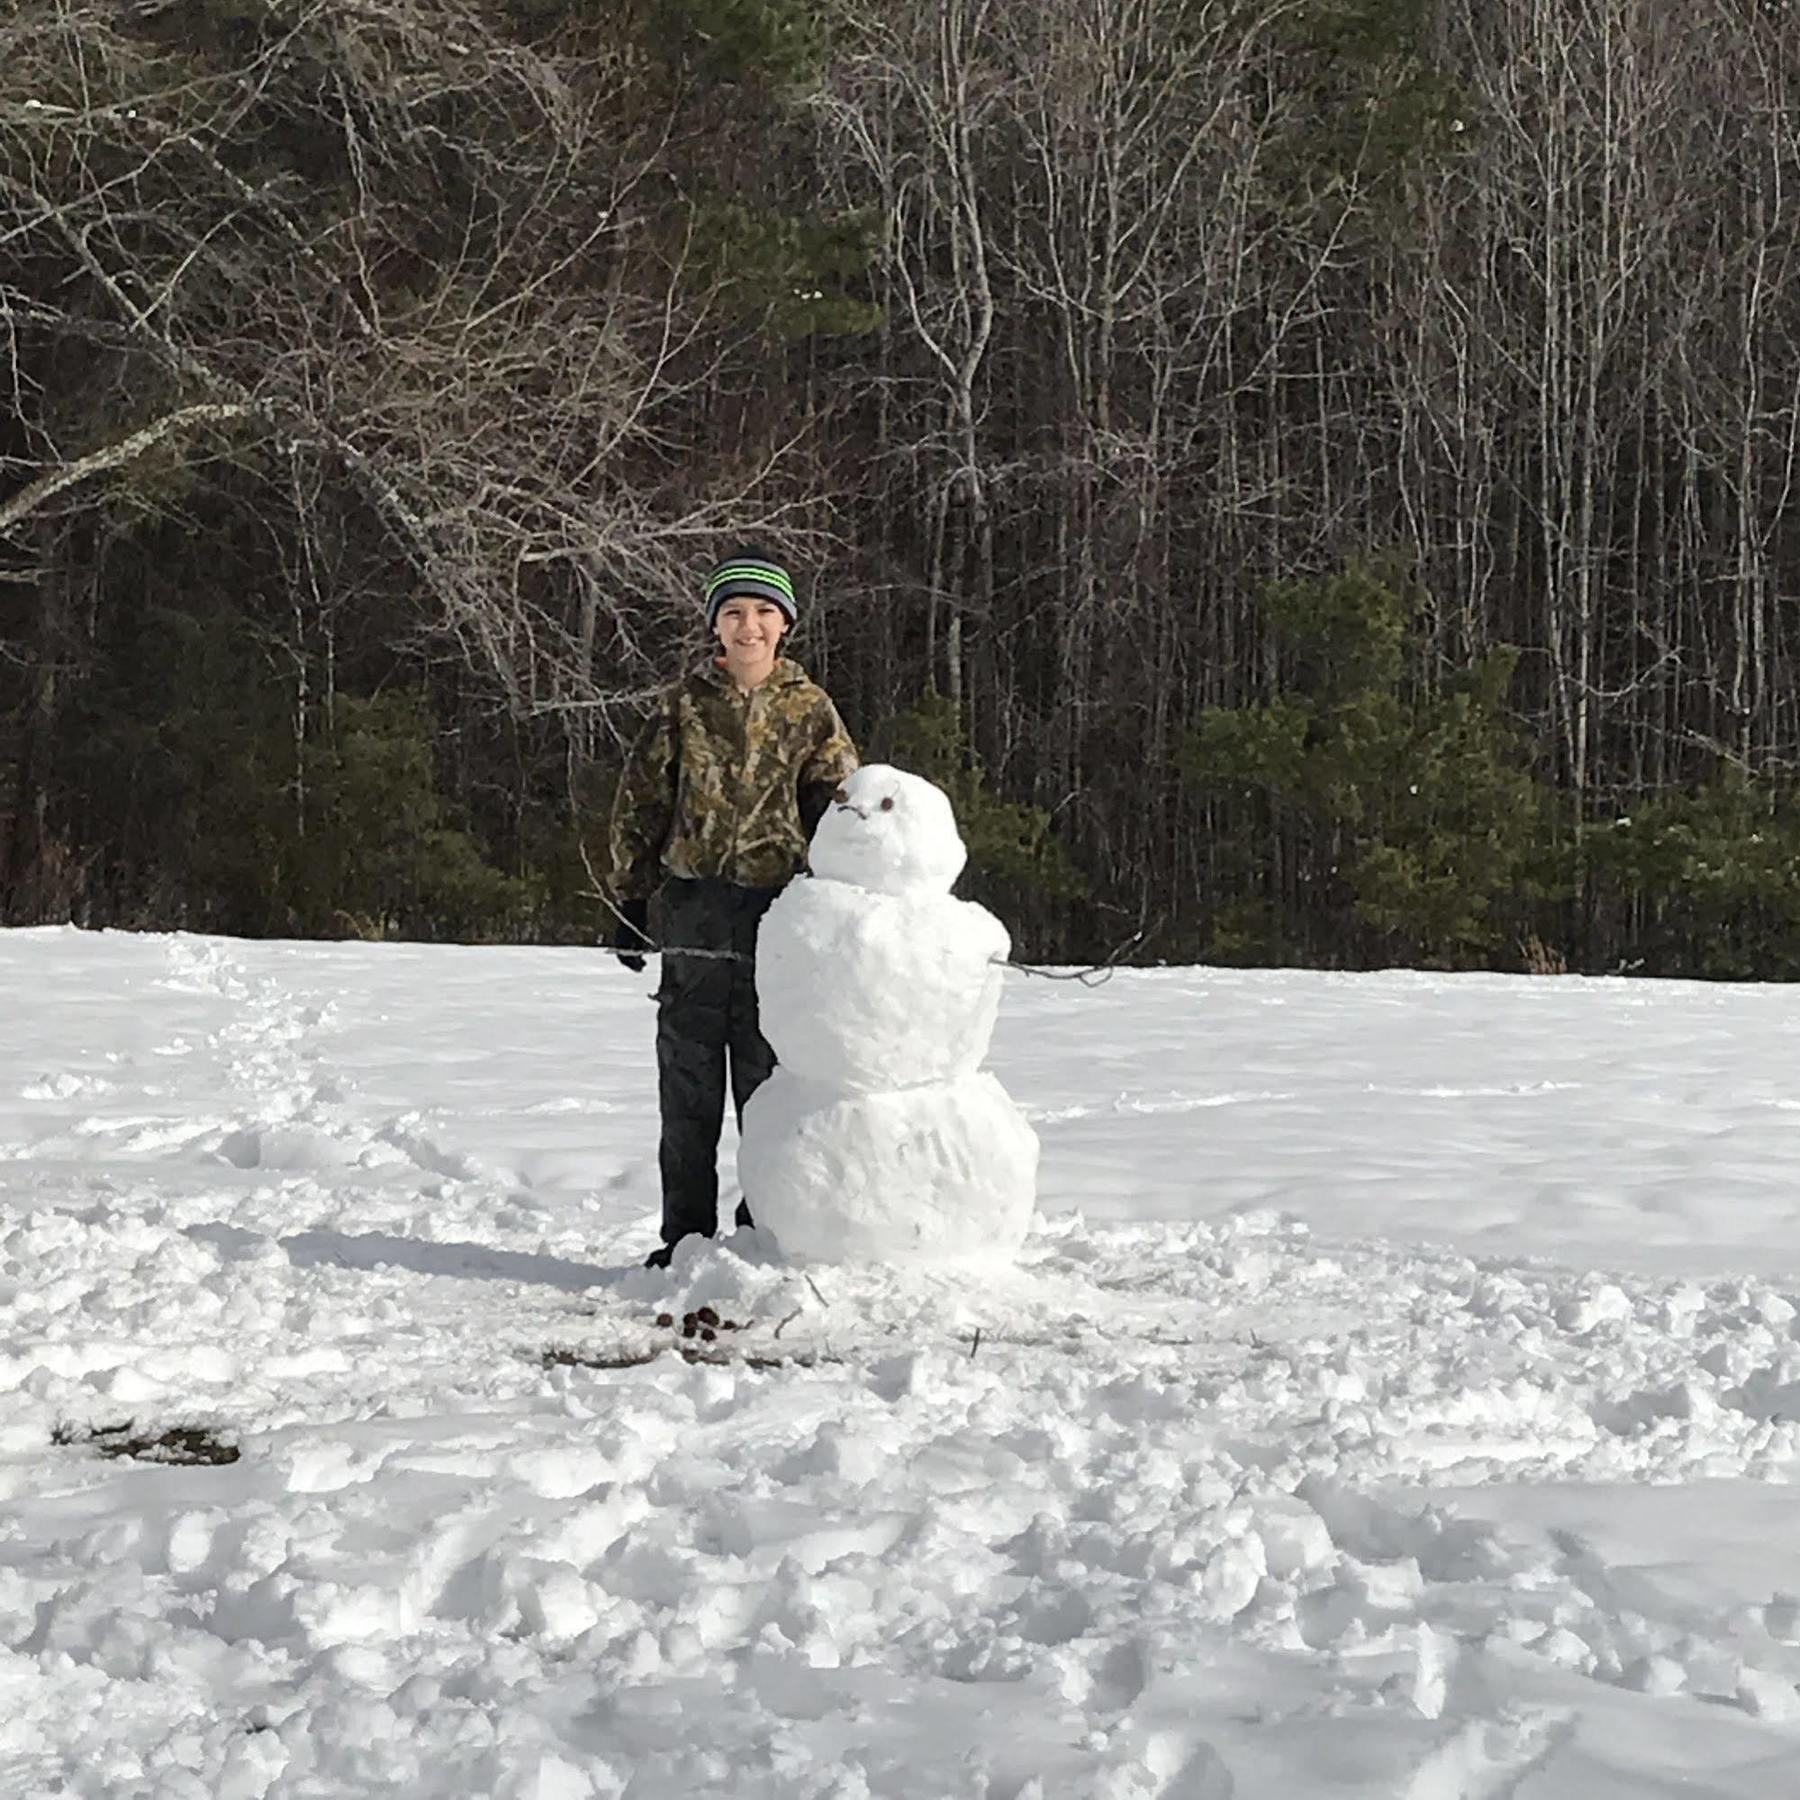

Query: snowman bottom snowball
739 1069 1039 1265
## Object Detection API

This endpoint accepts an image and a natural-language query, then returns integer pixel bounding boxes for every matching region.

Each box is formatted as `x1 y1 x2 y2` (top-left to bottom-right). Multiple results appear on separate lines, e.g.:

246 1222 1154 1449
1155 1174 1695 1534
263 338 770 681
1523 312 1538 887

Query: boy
604 550 859 1268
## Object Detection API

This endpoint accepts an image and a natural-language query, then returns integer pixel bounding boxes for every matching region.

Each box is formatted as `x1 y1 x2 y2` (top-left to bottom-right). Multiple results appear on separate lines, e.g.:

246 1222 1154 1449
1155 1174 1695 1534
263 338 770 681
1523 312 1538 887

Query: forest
5 0 1800 976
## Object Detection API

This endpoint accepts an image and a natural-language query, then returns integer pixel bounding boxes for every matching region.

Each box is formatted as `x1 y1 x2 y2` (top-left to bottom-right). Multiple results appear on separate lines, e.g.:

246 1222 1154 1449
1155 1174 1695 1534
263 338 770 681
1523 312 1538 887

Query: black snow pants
654 877 781 1245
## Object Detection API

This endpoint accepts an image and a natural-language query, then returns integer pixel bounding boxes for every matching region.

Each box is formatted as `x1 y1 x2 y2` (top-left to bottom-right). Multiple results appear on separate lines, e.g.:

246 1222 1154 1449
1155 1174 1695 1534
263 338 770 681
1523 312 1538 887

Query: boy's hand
609 897 651 973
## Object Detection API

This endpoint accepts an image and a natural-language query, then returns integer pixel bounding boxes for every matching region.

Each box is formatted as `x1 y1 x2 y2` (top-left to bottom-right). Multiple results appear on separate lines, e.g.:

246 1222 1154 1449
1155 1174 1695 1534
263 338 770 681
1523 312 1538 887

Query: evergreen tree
875 693 1085 959
1587 783 1800 980
1182 562 1552 967
647 0 830 87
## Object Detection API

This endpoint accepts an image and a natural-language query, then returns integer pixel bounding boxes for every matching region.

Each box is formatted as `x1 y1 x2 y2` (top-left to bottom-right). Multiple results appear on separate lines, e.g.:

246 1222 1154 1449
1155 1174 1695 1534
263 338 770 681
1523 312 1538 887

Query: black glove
609 896 651 973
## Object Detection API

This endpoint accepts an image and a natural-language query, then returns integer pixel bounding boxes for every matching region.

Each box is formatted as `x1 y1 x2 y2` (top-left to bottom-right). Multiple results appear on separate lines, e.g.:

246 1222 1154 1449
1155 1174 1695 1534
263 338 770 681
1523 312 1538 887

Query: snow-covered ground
4 927 1800 1798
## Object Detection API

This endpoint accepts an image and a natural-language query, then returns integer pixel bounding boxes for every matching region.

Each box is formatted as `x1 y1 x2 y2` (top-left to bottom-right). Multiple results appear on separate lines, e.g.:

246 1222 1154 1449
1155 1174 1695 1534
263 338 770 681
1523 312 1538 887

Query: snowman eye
833 786 849 804
879 796 895 811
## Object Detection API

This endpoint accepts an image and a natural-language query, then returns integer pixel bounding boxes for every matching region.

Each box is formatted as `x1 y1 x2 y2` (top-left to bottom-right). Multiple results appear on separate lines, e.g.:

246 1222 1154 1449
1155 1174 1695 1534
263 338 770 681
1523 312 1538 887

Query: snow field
2 929 1800 1794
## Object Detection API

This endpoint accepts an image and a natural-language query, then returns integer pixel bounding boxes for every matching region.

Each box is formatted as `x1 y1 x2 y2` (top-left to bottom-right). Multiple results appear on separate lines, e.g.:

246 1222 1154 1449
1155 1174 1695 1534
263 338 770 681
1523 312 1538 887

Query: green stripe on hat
706 561 795 602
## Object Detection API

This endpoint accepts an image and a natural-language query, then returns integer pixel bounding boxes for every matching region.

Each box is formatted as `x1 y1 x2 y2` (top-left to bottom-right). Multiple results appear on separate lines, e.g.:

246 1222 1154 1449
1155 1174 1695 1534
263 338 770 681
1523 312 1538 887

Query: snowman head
808 764 967 896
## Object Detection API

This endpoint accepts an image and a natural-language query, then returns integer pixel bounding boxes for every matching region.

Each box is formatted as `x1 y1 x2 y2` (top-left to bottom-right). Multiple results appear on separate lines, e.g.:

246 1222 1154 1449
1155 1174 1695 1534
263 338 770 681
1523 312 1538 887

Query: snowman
737 764 1039 1264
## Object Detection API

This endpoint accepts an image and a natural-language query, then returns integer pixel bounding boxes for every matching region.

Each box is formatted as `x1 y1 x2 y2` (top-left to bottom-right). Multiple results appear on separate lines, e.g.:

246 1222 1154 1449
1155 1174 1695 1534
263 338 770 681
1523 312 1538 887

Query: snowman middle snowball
738 764 1039 1265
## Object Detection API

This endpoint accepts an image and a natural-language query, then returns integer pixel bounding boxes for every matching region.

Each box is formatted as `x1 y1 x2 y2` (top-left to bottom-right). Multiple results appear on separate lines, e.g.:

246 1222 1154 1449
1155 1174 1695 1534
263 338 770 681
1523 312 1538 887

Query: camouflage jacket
606 659 859 900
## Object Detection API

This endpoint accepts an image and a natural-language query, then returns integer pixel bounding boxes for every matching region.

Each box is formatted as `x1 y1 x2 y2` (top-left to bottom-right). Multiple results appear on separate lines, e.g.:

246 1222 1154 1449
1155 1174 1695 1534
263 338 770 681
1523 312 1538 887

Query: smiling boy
604 550 859 1267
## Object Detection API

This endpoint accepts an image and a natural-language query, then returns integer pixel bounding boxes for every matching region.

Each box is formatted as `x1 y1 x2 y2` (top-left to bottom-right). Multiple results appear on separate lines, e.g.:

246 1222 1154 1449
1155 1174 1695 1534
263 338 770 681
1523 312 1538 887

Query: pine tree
1182 562 1552 967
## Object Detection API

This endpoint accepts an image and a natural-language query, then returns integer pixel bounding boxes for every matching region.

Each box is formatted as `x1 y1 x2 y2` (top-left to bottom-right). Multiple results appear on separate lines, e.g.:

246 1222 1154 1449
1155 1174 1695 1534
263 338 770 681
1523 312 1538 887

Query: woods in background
5 0 1800 977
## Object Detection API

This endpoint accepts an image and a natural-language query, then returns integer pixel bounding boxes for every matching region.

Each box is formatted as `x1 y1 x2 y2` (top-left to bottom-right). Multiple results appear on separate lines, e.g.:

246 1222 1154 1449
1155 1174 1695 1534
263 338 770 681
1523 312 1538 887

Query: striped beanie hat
704 552 797 628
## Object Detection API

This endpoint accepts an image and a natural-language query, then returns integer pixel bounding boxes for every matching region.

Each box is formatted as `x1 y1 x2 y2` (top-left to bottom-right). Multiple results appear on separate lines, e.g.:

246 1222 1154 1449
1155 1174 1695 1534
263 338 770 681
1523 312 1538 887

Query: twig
773 1306 803 1340
805 1274 828 1308
1006 911 1163 987
968 1326 982 1359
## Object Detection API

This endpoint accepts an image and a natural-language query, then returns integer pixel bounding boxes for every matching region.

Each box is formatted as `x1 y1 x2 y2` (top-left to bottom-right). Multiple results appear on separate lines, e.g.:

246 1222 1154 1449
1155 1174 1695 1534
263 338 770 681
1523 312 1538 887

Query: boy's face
714 597 788 683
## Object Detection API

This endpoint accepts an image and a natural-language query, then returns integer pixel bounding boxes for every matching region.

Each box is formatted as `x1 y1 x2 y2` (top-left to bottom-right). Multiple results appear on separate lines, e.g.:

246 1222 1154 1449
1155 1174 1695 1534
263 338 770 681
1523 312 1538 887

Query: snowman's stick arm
585 870 1159 982
1005 912 1161 987
580 880 758 963
582 883 755 963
